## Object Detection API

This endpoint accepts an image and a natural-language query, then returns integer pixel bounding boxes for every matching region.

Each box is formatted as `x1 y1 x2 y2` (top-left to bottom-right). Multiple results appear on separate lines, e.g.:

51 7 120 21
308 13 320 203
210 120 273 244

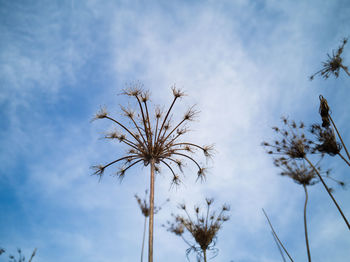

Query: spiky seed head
141 91 150 102
93 107 108 120
171 86 186 98
123 86 143 97
183 107 198 121
206 198 213 206
92 165 105 177
155 107 162 119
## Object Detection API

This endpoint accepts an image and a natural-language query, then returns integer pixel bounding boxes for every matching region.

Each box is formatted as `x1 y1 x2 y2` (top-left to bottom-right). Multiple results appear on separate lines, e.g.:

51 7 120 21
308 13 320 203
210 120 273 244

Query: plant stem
262 209 294 262
304 157 350 230
203 249 207 262
338 152 350 167
28 248 37 262
271 232 286 262
148 159 155 262
303 185 311 262
341 65 350 77
141 216 147 262
328 114 350 161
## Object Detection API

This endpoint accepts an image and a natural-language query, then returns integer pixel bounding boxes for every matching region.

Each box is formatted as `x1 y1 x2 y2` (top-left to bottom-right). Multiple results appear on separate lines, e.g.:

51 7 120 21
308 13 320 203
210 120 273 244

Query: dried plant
310 95 350 167
310 38 350 80
8 248 36 262
262 117 349 230
92 84 213 262
135 190 169 262
262 209 293 262
164 198 229 262
0 248 5 255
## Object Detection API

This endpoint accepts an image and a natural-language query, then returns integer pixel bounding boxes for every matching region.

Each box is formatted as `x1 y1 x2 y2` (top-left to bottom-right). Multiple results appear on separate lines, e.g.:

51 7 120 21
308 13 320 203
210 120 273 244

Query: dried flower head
92 86 212 186
310 124 342 156
262 117 314 160
310 38 350 80
319 95 331 128
135 190 169 217
274 158 319 186
165 199 229 261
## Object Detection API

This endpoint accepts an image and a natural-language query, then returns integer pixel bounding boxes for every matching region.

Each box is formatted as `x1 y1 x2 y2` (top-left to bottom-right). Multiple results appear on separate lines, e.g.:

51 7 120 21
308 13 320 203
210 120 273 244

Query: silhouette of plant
165 198 229 262
7 248 36 262
262 209 293 262
135 190 169 262
310 38 350 80
310 95 350 167
92 84 213 262
262 117 349 231
0 248 5 255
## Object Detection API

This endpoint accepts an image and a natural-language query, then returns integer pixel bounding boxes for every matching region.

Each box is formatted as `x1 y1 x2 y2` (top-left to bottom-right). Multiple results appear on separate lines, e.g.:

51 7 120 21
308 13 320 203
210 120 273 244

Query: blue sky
1 0 350 261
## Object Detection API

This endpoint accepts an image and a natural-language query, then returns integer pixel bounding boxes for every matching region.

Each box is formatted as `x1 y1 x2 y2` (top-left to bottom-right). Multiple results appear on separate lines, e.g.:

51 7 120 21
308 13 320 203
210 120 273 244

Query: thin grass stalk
328 114 350 161
340 65 350 76
303 185 311 262
148 159 155 262
338 152 350 167
304 157 350 230
271 232 286 262
262 209 294 262
141 216 147 262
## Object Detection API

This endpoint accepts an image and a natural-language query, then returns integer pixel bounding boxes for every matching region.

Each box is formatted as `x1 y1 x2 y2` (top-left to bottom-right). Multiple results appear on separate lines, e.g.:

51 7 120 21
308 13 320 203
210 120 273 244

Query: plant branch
303 185 311 262
304 157 350 230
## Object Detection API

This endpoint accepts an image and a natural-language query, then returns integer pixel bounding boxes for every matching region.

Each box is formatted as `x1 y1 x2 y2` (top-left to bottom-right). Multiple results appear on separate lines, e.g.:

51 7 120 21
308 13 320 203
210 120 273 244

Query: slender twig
304 157 350 230
303 185 311 262
271 232 286 262
328 114 350 161
141 216 147 262
262 209 294 262
340 65 350 76
338 152 350 167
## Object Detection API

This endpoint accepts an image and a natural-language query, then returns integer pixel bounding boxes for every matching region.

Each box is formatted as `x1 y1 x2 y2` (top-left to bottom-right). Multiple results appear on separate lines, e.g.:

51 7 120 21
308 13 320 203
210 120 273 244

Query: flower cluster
310 38 349 80
164 198 229 261
92 85 214 186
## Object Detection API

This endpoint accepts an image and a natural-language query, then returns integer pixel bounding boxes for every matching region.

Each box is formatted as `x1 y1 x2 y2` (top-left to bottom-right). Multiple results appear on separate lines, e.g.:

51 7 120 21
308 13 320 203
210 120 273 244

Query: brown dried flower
165 198 229 262
310 38 350 80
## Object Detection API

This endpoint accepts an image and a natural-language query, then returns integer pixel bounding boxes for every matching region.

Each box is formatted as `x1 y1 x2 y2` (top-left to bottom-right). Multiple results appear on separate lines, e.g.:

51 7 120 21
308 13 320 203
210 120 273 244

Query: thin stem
148 159 155 262
159 118 187 148
135 96 150 142
102 155 139 170
28 248 37 262
271 232 286 262
171 142 206 151
128 114 148 147
156 97 177 144
338 152 350 167
143 100 153 146
141 216 147 262
341 65 350 77
304 157 350 230
303 185 311 262
262 209 294 262
181 235 193 248
105 116 143 145
172 152 201 170
203 249 207 262
328 114 350 161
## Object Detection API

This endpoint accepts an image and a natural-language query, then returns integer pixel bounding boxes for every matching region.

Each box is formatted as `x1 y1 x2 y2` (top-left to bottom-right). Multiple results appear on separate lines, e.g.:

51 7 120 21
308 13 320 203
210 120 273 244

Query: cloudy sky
1 0 350 261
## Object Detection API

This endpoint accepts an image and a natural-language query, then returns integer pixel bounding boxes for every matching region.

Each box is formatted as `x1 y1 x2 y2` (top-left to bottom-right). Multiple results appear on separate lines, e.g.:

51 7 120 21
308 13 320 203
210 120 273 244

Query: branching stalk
304 157 350 230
